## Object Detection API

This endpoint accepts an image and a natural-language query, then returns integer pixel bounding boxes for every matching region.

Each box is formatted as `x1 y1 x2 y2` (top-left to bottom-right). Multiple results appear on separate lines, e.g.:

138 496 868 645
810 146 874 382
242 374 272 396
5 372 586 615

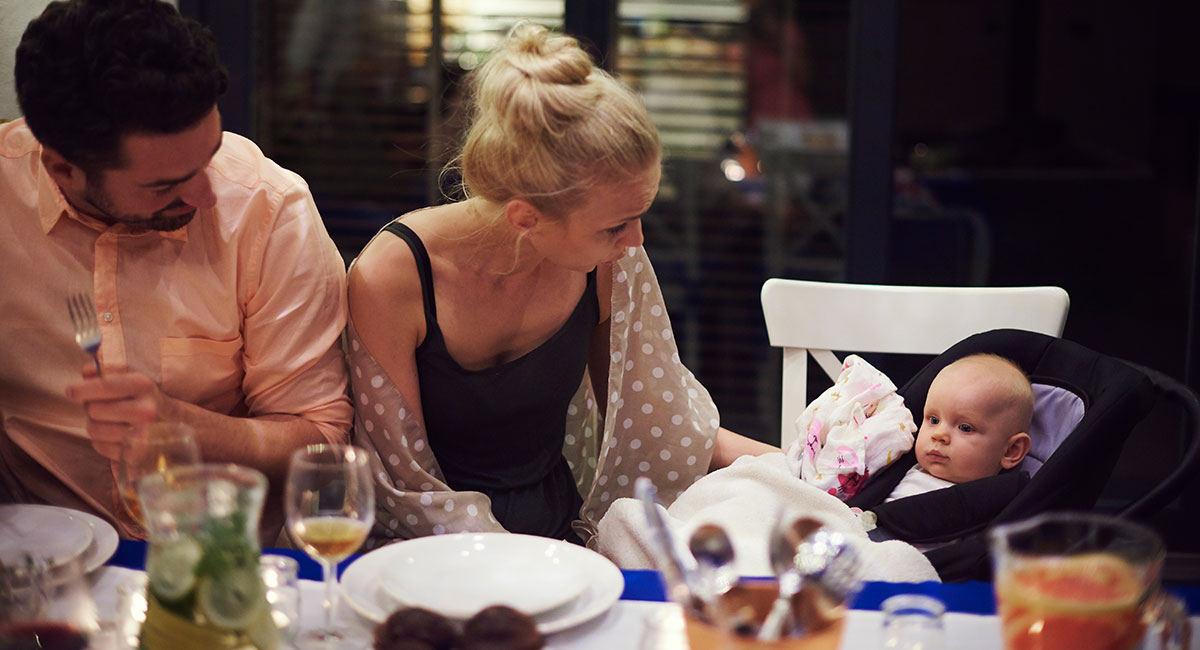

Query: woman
347 23 775 546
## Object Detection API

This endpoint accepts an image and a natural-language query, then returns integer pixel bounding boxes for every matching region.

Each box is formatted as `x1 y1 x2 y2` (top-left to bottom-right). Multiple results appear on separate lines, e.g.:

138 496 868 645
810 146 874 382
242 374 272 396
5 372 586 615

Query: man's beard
83 185 197 232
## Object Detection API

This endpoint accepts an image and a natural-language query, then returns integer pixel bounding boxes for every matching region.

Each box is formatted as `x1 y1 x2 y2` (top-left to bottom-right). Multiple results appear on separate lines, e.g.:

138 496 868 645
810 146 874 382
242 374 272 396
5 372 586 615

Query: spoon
757 516 823 641
788 527 861 636
687 523 737 628
799 528 860 605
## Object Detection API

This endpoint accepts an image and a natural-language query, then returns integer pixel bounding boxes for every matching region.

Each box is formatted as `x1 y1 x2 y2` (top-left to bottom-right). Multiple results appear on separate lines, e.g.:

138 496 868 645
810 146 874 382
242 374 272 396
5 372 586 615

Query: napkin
595 452 938 583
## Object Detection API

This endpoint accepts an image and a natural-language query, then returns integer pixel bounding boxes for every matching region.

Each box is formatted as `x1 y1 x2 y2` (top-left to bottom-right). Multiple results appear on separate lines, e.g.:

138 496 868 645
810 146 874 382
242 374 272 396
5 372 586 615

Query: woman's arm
709 427 780 471
347 232 428 428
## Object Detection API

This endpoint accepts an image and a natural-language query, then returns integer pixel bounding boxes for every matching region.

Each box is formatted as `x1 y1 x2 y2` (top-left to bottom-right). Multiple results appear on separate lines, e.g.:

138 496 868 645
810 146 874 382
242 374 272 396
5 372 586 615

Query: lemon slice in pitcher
197 566 264 629
145 537 203 602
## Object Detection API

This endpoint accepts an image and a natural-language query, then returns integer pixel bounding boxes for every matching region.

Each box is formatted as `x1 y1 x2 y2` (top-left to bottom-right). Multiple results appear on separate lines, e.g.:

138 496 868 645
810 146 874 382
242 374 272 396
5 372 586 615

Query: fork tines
67 292 102 373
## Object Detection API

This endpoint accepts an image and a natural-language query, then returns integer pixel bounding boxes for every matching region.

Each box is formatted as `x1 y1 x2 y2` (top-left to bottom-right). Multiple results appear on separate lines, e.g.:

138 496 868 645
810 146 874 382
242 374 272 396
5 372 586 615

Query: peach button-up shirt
0 119 353 534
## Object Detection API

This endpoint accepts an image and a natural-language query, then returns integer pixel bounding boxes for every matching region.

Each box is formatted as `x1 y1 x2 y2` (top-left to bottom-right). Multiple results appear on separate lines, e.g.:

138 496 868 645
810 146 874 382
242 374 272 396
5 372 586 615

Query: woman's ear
504 199 543 233
40 147 88 193
1000 432 1032 470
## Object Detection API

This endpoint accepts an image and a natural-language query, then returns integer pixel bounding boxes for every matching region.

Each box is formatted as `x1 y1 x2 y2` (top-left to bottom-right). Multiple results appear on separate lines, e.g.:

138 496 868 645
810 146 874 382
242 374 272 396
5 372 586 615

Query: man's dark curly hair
14 0 229 171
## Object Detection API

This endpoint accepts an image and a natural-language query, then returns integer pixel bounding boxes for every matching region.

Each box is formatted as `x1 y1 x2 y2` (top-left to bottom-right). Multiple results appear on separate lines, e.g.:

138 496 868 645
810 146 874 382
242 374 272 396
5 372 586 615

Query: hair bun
456 22 660 216
500 22 592 86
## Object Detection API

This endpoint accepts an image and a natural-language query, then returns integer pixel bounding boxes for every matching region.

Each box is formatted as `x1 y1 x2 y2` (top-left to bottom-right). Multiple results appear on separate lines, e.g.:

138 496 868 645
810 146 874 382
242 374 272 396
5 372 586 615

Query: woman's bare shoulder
351 204 463 287
348 212 441 335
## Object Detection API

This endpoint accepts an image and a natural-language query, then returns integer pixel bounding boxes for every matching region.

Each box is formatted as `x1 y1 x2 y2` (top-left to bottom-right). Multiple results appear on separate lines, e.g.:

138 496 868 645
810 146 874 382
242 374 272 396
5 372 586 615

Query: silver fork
66 292 102 375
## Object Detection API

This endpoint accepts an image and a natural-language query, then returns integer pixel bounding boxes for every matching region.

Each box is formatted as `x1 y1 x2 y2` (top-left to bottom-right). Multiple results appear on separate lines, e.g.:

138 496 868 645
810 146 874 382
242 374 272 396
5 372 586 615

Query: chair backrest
761 279 1071 448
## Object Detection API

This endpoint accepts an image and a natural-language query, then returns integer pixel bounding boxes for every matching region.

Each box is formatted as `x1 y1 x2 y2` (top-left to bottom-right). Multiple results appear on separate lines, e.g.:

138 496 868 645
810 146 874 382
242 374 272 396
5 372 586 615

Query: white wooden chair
761 279 1070 448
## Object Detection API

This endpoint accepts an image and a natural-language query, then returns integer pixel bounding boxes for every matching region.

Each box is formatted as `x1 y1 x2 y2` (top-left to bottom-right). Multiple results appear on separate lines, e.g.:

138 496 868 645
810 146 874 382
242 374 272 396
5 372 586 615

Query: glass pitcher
136 463 279 650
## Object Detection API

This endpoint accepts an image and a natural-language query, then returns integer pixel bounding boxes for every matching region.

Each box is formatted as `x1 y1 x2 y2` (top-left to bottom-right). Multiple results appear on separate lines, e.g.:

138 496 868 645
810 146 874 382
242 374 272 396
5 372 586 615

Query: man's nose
180 170 217 210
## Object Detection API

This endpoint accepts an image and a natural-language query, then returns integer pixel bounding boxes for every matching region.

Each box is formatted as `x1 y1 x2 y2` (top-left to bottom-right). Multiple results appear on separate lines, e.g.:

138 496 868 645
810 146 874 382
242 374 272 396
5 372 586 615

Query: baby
886 353 1034 501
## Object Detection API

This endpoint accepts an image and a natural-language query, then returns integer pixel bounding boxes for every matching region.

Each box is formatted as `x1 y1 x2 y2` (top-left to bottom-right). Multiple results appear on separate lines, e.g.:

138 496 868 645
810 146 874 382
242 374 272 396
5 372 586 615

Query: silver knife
634 477 705 616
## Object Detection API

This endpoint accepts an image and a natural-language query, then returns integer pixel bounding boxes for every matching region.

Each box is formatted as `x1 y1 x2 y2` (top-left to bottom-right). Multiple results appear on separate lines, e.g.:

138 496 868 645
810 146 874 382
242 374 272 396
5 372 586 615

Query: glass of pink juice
990 513 1187 650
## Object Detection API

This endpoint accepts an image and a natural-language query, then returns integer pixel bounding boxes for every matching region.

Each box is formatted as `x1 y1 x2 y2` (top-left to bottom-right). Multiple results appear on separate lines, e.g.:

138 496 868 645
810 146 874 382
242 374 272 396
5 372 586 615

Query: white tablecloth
91 566 1198 650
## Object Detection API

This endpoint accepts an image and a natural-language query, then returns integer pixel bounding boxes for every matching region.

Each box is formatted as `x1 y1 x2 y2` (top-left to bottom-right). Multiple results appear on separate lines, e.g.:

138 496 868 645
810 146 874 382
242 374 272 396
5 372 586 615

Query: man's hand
65 365 167 460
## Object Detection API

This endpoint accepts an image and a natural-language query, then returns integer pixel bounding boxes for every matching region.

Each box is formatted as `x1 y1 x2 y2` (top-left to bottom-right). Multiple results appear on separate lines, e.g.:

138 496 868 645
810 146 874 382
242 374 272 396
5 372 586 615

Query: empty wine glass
118 422 201 533
285 444 374 649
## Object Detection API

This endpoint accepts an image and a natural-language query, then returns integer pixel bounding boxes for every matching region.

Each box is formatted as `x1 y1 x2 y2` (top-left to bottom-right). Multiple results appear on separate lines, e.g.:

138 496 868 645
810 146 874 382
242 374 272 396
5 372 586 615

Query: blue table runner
109 539 1199 615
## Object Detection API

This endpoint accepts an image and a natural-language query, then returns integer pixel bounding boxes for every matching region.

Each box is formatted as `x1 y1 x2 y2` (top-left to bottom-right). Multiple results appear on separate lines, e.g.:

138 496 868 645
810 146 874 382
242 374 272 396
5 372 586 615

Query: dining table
97 539 1200 650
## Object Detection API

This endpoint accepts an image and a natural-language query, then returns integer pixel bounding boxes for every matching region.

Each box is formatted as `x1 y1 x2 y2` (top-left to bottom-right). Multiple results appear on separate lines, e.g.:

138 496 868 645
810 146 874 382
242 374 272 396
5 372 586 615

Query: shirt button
103 312 114 322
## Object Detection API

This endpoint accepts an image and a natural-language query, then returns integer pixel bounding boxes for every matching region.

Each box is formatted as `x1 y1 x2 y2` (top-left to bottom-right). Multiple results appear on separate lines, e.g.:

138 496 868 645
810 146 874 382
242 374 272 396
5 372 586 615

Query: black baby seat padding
846 328 1158 582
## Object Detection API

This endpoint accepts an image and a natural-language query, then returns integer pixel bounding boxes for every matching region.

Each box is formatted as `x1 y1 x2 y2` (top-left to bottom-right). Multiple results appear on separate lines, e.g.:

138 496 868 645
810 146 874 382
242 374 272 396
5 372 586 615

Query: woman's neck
454 197 544 277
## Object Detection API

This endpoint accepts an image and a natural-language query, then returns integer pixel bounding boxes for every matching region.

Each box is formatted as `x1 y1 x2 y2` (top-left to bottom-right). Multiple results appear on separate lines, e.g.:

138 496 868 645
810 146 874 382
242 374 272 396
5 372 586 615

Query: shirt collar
36 155 189 242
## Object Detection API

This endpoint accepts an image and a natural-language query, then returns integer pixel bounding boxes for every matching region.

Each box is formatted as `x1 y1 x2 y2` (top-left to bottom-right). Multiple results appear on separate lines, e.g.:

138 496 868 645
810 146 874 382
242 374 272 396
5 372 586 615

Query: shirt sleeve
240 182 353 443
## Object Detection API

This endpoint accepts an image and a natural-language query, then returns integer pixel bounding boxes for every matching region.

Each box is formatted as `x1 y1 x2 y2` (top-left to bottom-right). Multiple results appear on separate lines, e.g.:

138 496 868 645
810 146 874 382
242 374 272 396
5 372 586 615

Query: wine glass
118 422 201 532
285 444 374 649
0 554 99 650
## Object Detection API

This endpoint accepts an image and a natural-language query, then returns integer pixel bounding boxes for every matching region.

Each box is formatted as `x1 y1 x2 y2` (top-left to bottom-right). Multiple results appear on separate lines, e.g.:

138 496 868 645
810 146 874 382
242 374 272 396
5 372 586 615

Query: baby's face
914 360 1026 483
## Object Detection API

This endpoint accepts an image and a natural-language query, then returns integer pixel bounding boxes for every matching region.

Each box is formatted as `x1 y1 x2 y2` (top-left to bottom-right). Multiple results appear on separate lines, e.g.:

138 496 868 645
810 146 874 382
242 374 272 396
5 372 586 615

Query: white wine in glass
290 516 371 563
285 444 374 649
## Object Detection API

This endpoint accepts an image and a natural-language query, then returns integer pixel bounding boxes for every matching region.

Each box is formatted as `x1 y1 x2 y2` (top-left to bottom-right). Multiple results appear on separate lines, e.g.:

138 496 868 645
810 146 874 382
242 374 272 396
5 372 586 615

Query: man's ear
504 199 544 234
40 147 88 193
1000 432 1032 470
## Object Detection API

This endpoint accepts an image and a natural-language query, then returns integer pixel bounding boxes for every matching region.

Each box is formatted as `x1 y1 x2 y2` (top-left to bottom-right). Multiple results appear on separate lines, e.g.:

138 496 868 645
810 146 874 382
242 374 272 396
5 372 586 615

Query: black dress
382 222 598 542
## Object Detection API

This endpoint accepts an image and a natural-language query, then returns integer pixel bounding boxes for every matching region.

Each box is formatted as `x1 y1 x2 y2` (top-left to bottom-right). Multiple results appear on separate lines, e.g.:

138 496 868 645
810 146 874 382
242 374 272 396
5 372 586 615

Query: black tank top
382 222 597 540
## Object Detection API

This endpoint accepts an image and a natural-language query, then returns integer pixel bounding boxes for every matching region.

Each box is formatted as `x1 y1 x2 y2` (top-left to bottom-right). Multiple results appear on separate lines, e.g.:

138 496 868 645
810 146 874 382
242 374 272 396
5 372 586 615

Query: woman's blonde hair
454 22 661 217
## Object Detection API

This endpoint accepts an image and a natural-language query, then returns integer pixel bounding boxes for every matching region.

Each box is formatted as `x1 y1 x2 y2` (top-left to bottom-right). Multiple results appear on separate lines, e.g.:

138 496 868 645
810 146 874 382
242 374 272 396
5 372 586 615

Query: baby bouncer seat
845 328 1200 582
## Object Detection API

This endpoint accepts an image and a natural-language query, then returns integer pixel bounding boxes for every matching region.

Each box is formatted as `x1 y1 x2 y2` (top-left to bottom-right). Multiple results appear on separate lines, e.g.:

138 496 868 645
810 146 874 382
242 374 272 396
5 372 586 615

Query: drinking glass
285 444 375 649
118 421 201 530
112 573 149 650
0 554 98 650
881 594 945 650
258 555 301 644
990 512 1189 650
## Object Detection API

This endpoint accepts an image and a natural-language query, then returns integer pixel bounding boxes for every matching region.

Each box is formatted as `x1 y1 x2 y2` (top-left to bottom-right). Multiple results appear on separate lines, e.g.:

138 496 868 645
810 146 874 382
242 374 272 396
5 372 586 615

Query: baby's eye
958 424 975 433
926 415 939 425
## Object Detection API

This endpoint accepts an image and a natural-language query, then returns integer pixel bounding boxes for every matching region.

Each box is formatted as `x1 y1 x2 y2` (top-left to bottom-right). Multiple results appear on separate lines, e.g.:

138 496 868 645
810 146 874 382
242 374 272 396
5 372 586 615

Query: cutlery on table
687 523 738 630
633 477 705 618
788 526 860 636
757 515 822 641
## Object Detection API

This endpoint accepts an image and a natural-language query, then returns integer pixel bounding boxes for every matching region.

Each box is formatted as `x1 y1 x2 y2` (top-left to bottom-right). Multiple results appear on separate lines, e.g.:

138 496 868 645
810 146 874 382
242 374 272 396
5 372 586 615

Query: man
0 0 352 538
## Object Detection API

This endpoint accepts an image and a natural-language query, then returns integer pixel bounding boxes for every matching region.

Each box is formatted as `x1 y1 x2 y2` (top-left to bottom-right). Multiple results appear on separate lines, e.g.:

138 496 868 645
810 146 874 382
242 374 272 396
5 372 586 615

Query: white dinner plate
377 534 589 619
0 505 119 573
0 504 94 568
341 533 624 635
65 507 121 572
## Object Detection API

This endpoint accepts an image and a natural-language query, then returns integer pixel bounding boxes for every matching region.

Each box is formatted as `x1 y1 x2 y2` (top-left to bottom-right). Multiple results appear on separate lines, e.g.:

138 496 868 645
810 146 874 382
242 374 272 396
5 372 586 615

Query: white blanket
595 453 939 583
785 354 916 500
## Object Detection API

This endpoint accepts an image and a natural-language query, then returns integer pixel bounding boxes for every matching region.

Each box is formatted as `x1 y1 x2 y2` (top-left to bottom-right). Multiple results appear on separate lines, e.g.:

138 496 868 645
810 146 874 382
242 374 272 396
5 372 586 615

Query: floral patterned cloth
784 354 916 500
347 245 720 548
